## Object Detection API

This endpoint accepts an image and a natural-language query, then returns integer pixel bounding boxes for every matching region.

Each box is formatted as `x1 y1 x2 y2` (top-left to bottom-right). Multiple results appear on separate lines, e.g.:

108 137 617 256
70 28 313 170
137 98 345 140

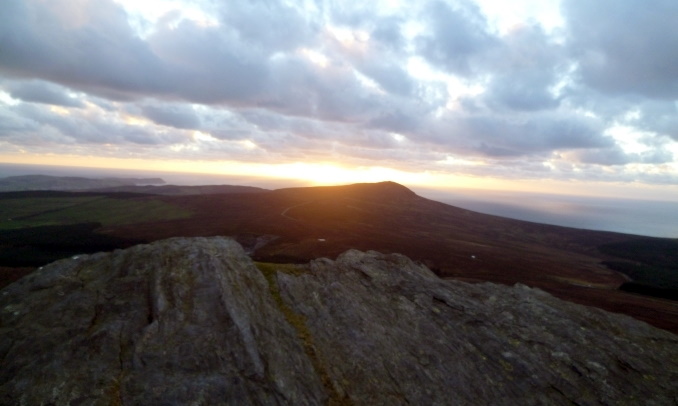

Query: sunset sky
1 0 678 199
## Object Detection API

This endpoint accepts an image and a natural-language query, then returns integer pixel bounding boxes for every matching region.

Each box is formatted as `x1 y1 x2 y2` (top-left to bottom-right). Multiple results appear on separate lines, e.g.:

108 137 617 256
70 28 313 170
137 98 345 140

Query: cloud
633 101 678 141
214 1 315 51
146 18 268 103
568 146 634 166
5 80 84 107
563 0 678 98
139 103 200 130
426 111 611 157
0 0 167 99
565 142 674 166
481 24 564 111
0 106 39 135
416 0 497 76
0 0 433 126
355 59 415 97
0 0 676 188
7 102 187 146
370 16 406 49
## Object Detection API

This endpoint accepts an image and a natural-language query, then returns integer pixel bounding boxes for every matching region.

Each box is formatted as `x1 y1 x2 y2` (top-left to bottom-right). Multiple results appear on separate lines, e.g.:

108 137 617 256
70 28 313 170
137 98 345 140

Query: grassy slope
599 238 678 298
0 192 194 283
0 195 192 229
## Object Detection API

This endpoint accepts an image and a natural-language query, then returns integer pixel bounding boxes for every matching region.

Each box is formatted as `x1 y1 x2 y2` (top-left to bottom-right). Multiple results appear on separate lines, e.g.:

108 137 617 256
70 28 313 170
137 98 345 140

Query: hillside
0 175 165 191
1 181 677 333
83 184 269 195
2 237 676 405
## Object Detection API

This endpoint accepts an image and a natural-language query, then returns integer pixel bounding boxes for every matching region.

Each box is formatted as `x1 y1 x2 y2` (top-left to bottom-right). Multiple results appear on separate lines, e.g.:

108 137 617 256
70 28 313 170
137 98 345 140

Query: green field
0 193 195 270
0 195 192 229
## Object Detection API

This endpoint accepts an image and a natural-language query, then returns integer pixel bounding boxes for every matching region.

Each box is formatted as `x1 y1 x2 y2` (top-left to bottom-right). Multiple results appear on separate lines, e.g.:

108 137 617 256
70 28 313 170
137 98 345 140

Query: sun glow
300 48 329 68
121 114 151 126
3 152 678 201
49 106 71 116
254 163 430 186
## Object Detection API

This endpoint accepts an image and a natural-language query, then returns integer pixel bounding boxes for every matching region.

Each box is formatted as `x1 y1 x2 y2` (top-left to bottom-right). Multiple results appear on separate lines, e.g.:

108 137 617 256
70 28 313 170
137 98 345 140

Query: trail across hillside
280 201 313 221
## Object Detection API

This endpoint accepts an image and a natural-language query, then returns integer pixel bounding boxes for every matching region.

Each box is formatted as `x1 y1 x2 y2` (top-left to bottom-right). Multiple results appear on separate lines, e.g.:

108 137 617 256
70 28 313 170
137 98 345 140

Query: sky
1 0 678 199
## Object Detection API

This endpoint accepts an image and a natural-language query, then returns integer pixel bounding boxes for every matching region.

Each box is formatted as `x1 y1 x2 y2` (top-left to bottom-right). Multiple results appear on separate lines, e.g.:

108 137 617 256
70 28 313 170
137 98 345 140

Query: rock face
1 238 325 405
2 237 677 405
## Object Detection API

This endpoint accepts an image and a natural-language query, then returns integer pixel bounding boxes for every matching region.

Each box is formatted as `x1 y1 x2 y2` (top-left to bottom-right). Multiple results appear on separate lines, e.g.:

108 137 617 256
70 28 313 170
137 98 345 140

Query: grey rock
278 249 678 406
2 237 677 405
1 237 325 405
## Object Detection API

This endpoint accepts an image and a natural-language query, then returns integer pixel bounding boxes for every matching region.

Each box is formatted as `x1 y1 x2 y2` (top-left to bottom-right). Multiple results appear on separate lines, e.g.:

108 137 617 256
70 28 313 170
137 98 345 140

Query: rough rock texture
279 251 678 405
2 237 678 405
0 238 325 405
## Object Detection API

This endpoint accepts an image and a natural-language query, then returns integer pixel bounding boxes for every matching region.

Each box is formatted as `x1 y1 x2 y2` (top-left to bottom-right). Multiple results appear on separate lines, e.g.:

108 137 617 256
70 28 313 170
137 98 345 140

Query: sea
1 163 676 239
419 189 678 239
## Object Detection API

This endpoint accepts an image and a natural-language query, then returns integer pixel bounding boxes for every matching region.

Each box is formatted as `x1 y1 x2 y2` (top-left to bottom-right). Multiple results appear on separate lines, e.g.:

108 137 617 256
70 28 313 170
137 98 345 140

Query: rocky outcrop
2 237 677 405
1 238 325 405
280 250 678 405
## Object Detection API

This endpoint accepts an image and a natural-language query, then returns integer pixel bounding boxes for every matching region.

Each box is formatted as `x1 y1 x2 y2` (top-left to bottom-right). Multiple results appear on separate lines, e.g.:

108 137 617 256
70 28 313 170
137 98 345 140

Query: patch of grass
600 238 678 299
41 198 192 226
603 261 678 291
255 262 352 406
0 196 192 229
0 223 142 267
619 282 678 301
0 196 101 229
599 238 678 270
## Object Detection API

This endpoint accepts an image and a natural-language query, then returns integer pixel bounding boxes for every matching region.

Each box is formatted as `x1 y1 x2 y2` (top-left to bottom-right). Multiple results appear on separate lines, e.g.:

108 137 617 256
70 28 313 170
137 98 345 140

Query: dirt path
280 201 313 221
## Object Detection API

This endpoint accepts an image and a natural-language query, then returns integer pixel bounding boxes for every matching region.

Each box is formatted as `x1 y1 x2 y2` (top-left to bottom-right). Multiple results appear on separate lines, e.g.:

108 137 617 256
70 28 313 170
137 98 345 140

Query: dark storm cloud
5 80 84 107
563 0 678 98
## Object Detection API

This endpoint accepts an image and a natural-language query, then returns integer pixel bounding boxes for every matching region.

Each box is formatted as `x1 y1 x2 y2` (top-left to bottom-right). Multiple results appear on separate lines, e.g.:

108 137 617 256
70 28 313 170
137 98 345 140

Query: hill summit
275 180 418 202
2 237 677 405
